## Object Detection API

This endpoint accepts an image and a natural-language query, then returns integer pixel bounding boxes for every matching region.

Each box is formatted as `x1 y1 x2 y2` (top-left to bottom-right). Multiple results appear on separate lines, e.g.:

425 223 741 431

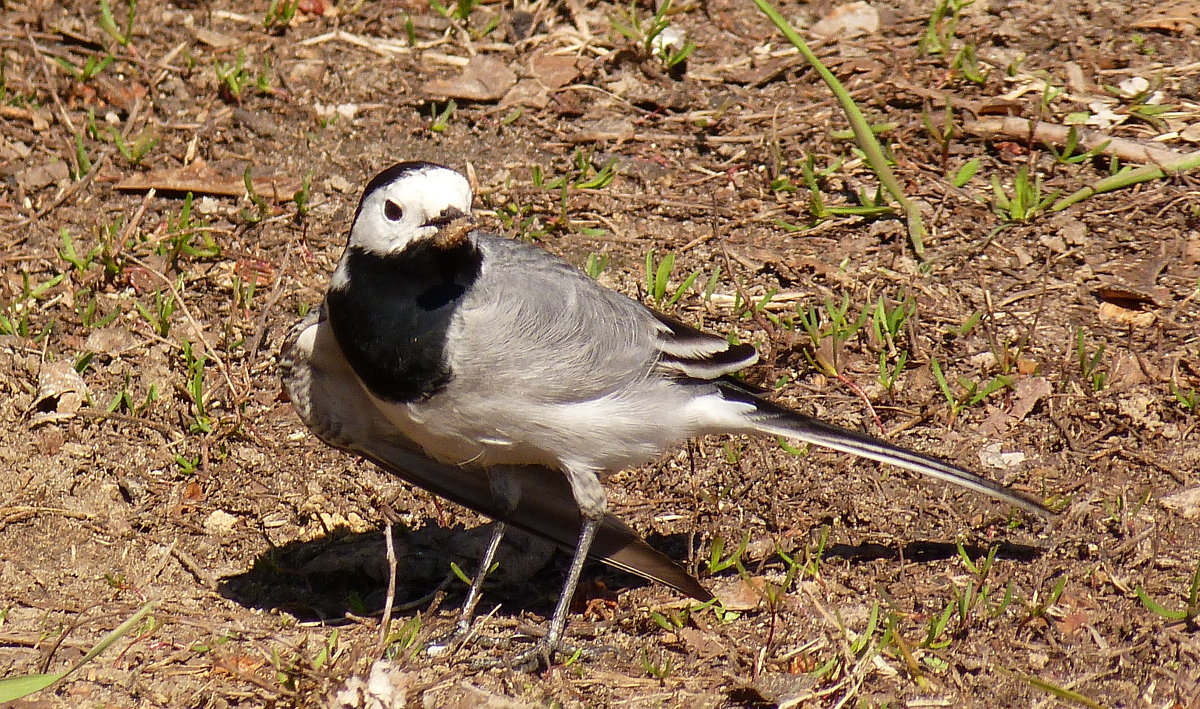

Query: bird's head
347 162 473 256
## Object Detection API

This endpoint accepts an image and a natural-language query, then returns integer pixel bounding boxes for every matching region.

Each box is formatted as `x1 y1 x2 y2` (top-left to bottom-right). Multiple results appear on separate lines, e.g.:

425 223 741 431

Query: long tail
718 382 1054 519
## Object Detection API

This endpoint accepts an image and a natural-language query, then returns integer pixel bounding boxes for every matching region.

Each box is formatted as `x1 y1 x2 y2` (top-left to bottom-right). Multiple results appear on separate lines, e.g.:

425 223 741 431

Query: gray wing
451 234 757 400
280 306 712 601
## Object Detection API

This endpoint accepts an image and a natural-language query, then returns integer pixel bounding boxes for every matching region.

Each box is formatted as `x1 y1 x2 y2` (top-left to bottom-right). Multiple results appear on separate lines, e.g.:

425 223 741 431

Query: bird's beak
425 207 474 249
422 206 466 229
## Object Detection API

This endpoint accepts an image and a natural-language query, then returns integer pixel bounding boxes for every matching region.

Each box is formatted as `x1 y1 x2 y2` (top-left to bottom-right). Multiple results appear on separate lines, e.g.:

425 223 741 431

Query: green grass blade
752 0 926 259
0 601 157 702
0 674 67 702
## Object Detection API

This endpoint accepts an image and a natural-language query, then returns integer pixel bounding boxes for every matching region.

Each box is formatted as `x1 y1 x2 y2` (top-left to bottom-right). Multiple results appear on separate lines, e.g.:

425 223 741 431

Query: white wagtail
281 161 1053 665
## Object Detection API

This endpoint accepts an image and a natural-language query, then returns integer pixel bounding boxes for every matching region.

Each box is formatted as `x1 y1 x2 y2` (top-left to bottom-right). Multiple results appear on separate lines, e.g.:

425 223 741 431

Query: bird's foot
464 636 589 671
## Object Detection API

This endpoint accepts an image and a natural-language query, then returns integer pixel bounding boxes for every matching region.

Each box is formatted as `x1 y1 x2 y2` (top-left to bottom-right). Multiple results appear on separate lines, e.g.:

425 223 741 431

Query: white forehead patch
348 164 473 256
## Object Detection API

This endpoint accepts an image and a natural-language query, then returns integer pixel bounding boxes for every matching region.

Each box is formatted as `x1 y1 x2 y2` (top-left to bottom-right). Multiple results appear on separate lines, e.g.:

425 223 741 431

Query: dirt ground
2 0 1199 706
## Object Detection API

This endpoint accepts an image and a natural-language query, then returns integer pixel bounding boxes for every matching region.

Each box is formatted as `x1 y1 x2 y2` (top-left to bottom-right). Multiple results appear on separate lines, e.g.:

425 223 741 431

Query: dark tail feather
718 382 1054 519
358 441 713 601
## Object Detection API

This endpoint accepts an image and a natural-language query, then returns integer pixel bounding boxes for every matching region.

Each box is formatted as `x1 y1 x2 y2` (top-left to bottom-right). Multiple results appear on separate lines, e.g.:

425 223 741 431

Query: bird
280 160 1053 666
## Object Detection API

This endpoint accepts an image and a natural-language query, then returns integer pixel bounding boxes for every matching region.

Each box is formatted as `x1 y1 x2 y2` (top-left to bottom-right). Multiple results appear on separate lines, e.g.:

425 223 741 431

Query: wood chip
114 159 302 201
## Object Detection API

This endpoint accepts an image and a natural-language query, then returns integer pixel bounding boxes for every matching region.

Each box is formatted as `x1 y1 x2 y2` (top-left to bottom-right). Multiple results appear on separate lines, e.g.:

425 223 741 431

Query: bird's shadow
823 538 1046 564
218 525 1047 622
217 522 694 623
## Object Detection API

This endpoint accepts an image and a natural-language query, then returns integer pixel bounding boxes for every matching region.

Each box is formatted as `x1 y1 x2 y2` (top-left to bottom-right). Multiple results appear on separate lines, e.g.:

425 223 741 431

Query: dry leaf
30 360 89 425
1130 1 1200 33
424 55 516 102
811 1 880 39
711 575 774 611
1098 300 1156 328
530 53 583 90
1161 486 1200 519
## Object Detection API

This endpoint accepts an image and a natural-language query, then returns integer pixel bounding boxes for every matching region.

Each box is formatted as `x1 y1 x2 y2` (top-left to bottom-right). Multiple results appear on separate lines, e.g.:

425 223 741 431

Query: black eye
383 200 403 221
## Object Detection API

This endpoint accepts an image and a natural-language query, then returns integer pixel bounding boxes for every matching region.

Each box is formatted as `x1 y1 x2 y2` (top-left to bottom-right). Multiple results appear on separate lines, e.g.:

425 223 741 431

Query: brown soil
2 0 1199 706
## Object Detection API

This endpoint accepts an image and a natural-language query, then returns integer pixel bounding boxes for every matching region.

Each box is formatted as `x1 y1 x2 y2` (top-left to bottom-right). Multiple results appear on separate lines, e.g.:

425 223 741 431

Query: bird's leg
541 514 599 657
509 464 606 669
456 521 507 634
428 468 521 657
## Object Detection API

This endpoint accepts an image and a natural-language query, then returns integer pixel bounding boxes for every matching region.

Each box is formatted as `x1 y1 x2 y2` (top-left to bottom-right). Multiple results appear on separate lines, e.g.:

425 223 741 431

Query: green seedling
22 271 65 302
181 339 212 433
54 52 113 83
706 532 750 576
783 524 830 580
930 357 1012 419
449 559 497 586
312 628 341 670
919 0 971 56
71 131 93 179
584 252 609 279
496 201 548 242
1048 126 1110 166
263 0 298 31
254 56 274 95
950 41 986 83
239 166 271 224
650 606 690 632
107 125 158 166
384 616 424 660
954 544 1016 622
1128 100 1173 130
639 648 673 680
949 310 983 337
1074 327 1107 391
106 373 158 415
293 172 313 219
76 290 119 329
869 292 915 353
878 350 908 393
214 51 251 102
812 601 887 681
232 275 257 313
174 454 200 476
796 293 868 376
701 267 722 302
96 215 131 279
429 100 455 133
74 352 95 375
532 151 618 191
498 153 618 240
1171 383 1199 413
871 294 914 392
922 102 957 165
644 250 702 308
951 157 981 187
430 0 476 21
98 0 138 47
134 286 177 337
59 228 100 274
1136 560 1200 624
991 165 1058 221
610 0 696 68
799 153 893 223
1024 574 1068 622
